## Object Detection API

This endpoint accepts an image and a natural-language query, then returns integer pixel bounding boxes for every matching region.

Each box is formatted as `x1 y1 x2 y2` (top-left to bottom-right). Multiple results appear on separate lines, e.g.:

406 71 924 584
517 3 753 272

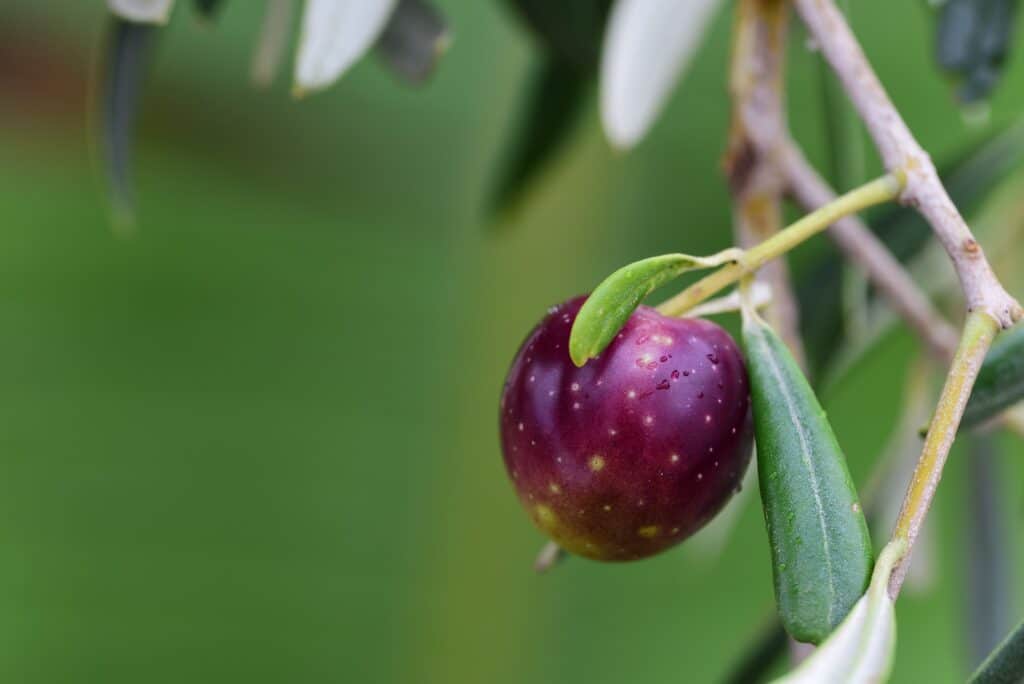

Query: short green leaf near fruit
569 251 740 366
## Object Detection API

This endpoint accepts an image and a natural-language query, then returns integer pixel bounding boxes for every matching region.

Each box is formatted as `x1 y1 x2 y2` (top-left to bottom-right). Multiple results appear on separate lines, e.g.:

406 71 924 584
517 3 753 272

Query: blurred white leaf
251 0 297 88
108 0 175 24
774 540 906 684
294 0 399 94
600 0 725 149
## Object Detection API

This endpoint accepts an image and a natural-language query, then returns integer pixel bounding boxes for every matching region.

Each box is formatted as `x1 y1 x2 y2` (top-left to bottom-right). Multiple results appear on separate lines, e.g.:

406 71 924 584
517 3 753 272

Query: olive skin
500 296 753 561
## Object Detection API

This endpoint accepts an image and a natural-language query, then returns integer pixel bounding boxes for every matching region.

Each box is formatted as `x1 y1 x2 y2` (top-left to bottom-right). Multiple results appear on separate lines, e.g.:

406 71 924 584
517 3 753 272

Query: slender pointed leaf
773 540 905 683
970 618 1024 684
100 17 158 228
376 0 451 84
108 0 175 23
569 251 740 366
962 323 1024 428
600 0 725 149
742 309 872 644
293 0 398 94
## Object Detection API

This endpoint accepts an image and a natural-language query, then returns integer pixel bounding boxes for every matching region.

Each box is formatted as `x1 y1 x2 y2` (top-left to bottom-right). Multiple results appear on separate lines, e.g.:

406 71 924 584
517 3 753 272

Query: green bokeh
1 2 1022 682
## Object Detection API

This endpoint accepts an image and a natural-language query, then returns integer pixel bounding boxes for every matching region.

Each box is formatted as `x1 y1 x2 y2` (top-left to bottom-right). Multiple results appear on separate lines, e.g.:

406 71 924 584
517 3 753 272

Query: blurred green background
1 2 1022 682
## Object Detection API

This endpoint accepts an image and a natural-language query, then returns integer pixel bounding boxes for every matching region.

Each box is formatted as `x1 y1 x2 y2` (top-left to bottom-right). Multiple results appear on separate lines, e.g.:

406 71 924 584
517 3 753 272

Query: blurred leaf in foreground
969 618 1024 684
489 0 611 217
934 0 1020 103
108 0 175 24
293 0 398 95
600 0 726 149
375 0 451 84
100 17 158 230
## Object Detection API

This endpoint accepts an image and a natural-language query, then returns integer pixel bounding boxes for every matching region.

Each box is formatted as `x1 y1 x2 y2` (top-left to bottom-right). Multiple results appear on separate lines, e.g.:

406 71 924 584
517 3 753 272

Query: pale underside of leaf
294 0 399 94
251 0 297 88
774 540 905 684
108 0 175 24
600 0 725 149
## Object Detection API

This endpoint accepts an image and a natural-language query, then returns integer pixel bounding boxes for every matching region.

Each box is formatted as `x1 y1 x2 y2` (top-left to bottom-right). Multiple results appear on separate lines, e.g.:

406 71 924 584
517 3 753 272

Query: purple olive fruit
500 296 753 561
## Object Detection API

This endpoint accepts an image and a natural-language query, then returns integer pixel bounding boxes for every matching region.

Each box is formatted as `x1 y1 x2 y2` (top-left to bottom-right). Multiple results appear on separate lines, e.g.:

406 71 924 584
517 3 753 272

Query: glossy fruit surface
500 296 753 561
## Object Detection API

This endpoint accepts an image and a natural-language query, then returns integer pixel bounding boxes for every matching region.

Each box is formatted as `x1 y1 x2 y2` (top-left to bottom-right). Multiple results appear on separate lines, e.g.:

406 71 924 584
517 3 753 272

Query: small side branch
659 174 903 316
780 144 960 362
793 0 1022 328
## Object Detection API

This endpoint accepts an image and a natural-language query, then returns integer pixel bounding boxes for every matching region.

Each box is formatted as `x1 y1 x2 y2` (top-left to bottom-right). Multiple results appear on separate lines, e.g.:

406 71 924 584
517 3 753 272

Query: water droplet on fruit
636 335 649 345
656 379 670 390
660 355 669 363
682 370 691 377
671 370 680 380
707 353 719 364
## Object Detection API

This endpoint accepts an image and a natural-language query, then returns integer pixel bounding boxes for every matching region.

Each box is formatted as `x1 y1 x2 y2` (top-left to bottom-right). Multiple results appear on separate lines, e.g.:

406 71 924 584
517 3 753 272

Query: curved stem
888 311 999 597
658 173 903 317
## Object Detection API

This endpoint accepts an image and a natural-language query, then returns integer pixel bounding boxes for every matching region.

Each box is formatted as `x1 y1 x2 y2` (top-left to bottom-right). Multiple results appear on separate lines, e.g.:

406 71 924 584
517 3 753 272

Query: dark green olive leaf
376 0 450 84
503 0 612 71
962 323 1024 429
569 251 738 366
936 0 985 72
799 118 1024 376
489 0 611 218
935 0 1019 103
100 17 158 229
741 310 873 644
970 618 1024 684
194 0 227 20
489 59 591 217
